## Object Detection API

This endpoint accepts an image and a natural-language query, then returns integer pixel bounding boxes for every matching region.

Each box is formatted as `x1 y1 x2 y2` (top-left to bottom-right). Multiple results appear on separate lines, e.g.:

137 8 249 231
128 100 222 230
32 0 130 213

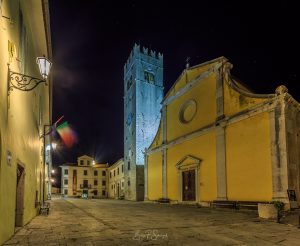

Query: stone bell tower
124 44 163 201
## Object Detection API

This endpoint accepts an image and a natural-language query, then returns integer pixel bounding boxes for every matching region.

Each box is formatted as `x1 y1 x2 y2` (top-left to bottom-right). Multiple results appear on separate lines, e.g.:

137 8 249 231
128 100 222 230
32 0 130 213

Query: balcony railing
80 184 92 189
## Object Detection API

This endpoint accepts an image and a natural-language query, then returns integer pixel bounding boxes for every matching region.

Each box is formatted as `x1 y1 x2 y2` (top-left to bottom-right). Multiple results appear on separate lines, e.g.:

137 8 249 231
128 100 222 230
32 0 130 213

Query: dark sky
49 1 299 170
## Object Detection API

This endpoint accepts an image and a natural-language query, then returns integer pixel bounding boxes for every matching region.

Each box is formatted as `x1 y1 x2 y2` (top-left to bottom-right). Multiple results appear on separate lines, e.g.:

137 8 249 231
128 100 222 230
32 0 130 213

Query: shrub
273 201 285 223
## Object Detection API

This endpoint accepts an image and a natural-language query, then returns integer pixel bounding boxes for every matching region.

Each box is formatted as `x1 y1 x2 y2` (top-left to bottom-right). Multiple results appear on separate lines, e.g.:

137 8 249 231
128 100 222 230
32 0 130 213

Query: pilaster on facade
144 151 148 200
216 64 225 121
215 66 227 200
162 148 168 199
161 105 168 199
270 91 290 203
215 124 227 201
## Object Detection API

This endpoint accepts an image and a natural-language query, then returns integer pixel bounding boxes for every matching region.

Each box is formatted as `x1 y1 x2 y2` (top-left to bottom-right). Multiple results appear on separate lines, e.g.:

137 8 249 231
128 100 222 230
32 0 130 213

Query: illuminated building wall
108 158 125 199
124 44 163 201
0 1 52 244
60 155 109 198
146 57 300 209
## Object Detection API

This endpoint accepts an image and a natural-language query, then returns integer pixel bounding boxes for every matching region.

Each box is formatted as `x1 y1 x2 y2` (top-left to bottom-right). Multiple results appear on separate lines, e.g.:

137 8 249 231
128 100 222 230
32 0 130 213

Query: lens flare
56 121 78 148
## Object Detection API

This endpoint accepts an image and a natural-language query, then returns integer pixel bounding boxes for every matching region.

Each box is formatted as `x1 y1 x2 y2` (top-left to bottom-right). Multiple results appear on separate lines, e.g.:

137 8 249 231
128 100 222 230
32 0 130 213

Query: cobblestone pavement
4 198 300 245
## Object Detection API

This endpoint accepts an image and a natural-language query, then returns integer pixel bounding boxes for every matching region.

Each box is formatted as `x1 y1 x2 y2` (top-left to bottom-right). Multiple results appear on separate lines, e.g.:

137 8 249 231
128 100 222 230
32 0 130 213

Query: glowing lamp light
36 56 52 80
51 169 55 174
46 145 51 151
52 142 57 150
51 178 55 183
92 160 95 165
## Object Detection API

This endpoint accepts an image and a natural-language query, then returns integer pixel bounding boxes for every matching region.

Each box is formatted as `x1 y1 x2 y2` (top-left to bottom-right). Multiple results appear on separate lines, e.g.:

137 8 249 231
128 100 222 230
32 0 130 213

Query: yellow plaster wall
226 112 273 201
167 74 216 142
0 1 50 244
223 80 267 117
165 62 217 98
147 152 163 200
149 119 163 149
166 132 217 201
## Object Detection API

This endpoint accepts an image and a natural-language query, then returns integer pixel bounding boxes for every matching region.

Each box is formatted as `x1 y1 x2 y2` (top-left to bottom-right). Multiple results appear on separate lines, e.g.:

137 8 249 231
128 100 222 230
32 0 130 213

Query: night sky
49 1 299 174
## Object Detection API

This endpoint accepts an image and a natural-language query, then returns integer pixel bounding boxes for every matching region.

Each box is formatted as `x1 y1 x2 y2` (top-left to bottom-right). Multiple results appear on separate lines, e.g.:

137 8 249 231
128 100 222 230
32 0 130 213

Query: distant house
108 158 125 199
60 155 109 198
51 187 60 194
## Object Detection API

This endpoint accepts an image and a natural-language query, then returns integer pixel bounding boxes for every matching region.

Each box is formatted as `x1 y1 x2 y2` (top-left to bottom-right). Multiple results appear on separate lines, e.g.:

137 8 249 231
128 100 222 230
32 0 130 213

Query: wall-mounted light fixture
7 56 52 94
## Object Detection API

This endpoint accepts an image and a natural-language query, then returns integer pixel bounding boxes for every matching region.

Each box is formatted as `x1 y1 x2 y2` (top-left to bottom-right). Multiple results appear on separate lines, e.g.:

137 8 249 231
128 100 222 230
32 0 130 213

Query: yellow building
60 155 109 198
108 158 125 199
145 57 300 208
0 0 52 244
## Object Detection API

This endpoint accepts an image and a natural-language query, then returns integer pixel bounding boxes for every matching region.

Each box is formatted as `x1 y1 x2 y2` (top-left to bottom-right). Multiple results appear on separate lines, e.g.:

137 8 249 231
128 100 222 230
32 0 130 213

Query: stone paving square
3 198 300 245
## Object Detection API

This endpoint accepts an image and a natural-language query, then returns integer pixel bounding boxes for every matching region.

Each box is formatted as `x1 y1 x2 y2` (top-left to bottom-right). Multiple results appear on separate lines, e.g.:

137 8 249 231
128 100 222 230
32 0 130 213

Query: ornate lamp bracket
7 63 47 95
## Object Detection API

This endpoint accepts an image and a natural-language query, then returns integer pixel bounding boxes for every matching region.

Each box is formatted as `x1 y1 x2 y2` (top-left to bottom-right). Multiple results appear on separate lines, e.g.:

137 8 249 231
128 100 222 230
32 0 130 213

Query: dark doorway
82 189 88 198
117 183 120 198
182 170 196 201
15 164 25 227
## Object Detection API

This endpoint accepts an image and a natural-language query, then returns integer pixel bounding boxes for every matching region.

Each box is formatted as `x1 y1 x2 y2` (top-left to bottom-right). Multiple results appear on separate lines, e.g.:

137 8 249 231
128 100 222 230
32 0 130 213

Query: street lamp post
42 124 53 203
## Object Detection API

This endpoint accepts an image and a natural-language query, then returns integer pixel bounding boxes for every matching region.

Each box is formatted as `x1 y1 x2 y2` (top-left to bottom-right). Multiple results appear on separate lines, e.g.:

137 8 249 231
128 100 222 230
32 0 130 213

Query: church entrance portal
15 164 25 227
182 170 196 201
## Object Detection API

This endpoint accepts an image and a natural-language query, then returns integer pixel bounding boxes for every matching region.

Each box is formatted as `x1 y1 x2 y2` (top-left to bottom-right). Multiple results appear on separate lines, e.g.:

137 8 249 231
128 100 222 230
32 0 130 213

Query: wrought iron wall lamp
7 56 52 95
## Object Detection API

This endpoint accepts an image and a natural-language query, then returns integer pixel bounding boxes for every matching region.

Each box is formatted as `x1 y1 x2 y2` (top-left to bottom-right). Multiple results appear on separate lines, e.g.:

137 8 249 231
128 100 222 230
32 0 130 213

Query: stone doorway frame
175 155 201 203
15 162 25 227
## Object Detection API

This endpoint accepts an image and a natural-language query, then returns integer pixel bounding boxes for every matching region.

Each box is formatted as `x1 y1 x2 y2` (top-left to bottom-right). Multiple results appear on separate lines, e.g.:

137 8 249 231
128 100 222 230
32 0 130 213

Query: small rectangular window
128 180 130 186
102 171 106 176
64 179 68 185
64 169 68 175
117 167 119 175
94 190 98 196
102 190 106 196
102 180 106 186
94 180 98 186
87 160 90 166
114 170 115 176
84 170 87 175
94 170 98 176
64 189 68 195
80 160 84 165
128 161 130 170
110 172 112 178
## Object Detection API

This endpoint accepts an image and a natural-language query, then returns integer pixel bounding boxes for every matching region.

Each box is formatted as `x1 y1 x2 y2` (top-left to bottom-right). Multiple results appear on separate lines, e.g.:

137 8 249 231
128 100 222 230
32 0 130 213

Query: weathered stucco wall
0 1 51 244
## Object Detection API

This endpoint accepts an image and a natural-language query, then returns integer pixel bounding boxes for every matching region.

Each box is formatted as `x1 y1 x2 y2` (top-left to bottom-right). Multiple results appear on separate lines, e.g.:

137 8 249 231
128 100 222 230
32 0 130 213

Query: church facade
124 44 163 200
145 57 300 208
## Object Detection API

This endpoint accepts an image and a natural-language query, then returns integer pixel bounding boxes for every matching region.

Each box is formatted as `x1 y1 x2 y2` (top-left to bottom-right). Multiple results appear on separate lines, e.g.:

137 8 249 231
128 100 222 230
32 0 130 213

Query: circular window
179 100 197 124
